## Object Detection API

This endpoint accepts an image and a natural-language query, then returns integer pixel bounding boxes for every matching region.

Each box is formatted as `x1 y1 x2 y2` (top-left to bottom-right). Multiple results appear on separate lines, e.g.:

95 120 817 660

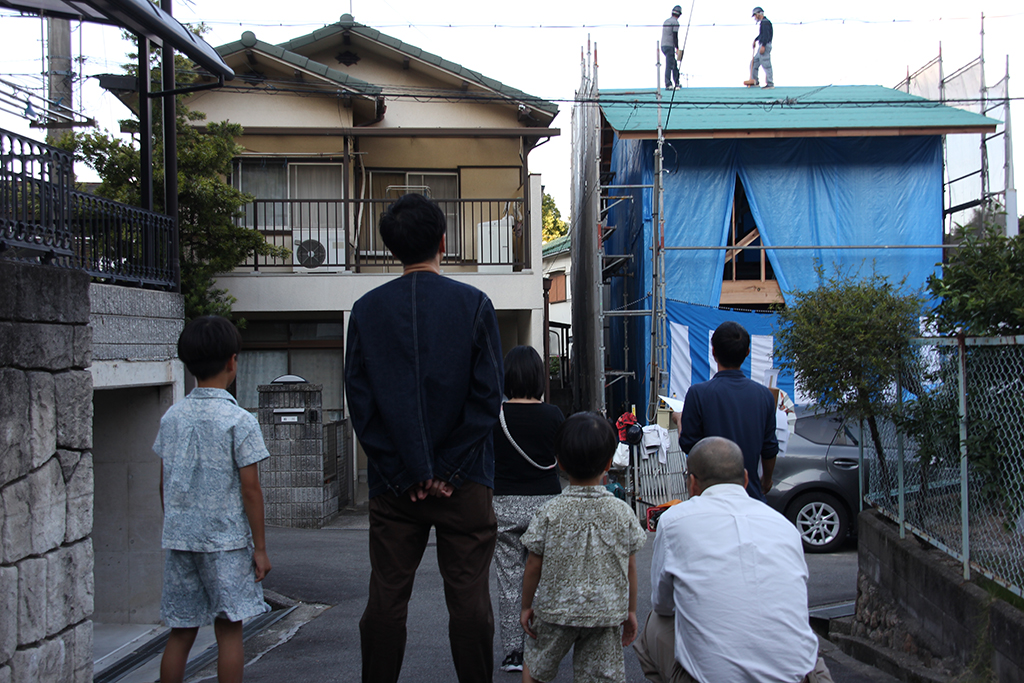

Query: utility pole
1005 56 1017 237
46 17 72 144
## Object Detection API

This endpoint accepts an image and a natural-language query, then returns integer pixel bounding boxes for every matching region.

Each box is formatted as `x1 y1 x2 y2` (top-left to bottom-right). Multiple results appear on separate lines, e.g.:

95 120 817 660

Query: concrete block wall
855 509 1024 680
0 260 94 683
257 383 338 528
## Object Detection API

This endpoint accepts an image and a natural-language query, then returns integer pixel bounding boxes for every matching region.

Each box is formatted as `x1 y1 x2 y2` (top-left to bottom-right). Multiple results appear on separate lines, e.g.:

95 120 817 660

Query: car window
794 413 858 447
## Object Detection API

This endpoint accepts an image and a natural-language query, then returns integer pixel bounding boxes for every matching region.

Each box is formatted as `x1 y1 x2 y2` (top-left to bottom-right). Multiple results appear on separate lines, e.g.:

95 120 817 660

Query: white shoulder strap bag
499 404 557 471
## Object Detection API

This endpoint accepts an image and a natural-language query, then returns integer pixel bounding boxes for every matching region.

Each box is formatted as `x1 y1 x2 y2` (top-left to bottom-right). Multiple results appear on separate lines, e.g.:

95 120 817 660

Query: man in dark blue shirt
747 6 774 89
346 193 504 682
675 321 778 502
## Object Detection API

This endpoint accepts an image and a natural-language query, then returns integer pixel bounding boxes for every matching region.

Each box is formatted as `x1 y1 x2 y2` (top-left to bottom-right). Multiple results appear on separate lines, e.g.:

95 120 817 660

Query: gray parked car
766 409 866 553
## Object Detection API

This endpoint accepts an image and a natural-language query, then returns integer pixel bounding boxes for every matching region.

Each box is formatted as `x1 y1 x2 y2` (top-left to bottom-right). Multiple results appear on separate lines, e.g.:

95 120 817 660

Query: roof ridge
217 31 381 95
274 14 558 117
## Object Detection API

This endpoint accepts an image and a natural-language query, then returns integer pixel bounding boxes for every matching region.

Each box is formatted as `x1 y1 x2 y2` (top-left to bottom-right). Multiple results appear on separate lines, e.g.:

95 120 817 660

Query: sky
0 0 1020 220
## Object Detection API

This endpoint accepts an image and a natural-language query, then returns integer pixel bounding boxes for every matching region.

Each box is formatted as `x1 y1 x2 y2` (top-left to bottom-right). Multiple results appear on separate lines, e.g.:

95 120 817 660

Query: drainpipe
543 276 551 402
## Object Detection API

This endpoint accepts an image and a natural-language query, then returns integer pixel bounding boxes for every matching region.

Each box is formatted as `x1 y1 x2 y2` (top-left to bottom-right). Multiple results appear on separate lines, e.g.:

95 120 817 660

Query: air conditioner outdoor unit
476 214 515 274
292 229 344 272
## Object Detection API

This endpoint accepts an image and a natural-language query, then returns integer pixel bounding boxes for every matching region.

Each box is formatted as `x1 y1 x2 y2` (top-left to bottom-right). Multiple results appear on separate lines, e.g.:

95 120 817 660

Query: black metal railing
242 196 528 272
71 190 177 288
0 126 177 289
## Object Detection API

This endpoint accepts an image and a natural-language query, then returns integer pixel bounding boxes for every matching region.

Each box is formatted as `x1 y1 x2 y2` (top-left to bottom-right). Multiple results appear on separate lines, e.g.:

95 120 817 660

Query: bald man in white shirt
634 437 833 683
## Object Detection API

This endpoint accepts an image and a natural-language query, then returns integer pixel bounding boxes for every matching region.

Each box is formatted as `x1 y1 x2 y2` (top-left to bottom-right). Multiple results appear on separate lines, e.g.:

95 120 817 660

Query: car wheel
786 492 849 553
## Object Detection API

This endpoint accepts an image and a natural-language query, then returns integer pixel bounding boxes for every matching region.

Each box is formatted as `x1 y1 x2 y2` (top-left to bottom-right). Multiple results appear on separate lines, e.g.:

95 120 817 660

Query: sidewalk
160 511 898 682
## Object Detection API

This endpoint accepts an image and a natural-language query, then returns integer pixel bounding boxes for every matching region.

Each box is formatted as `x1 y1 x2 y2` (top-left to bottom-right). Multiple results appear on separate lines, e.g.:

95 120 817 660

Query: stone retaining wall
89 283 183 362
0 260 94 682
851 509 1024 682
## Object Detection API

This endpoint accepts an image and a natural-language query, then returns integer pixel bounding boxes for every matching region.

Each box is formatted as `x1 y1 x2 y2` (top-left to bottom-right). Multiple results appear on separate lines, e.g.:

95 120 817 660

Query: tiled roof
277 14 558 119
216 31 381 96
543 233 570 257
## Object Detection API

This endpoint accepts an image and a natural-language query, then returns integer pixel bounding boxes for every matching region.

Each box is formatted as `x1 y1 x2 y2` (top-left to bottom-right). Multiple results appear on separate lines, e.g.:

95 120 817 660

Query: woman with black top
493 346 565 673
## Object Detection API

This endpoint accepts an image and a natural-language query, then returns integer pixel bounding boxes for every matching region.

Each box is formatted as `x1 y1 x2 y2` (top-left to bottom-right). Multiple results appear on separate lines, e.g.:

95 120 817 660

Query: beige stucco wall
188 89 354 129
300 44 522 129
357 136 521 171
227 135 522 175
460 166 522 199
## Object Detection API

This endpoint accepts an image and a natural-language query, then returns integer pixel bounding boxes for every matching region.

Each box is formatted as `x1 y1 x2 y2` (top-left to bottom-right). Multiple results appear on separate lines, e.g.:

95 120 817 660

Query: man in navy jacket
346 193 504 683
674 321 778 502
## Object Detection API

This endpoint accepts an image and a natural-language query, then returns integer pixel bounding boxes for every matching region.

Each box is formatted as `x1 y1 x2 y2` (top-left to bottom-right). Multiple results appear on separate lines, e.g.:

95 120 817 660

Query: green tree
927 224 1024 336
542 192 567 243
59 30 285 320
775 266 924 482
912 219 1024 511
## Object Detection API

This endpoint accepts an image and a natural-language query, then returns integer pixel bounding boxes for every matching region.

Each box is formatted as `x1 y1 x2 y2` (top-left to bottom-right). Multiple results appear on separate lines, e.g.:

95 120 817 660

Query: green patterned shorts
524 616 624 682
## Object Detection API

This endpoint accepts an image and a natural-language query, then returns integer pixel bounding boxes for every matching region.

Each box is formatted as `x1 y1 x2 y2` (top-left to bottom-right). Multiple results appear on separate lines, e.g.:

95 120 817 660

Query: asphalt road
202 517 890 683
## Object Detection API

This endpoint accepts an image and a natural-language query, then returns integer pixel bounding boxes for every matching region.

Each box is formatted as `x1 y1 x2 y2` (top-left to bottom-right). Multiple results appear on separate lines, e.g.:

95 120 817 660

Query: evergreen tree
774 266 924 483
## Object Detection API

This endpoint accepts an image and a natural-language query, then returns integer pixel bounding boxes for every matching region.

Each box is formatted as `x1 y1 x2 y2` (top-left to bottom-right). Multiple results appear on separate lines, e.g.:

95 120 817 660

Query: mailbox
273 407 306 425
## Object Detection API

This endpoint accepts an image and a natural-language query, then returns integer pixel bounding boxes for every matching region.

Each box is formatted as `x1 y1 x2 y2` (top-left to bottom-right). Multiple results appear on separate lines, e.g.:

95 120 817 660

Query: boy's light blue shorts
161 546 270 628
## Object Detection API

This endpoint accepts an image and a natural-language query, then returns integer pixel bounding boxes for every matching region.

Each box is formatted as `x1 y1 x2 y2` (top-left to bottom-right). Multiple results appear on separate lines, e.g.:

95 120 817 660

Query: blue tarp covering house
597 86 999 412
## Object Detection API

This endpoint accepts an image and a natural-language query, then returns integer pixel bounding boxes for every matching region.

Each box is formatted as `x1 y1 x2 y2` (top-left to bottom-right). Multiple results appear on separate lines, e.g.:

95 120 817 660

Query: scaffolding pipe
663 244 957 251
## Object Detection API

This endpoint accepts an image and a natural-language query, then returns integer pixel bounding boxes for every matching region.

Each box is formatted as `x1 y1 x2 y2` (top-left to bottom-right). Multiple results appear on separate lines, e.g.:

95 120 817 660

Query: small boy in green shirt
520 412 647 683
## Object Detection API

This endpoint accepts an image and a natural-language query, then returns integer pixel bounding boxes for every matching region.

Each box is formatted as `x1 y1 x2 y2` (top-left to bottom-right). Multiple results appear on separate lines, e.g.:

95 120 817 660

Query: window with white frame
234 160 345 229
362 171 460 255
234 160 347 268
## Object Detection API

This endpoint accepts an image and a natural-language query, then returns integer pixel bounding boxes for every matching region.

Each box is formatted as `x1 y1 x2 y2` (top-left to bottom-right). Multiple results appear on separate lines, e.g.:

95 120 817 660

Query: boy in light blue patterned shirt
153 315 271 683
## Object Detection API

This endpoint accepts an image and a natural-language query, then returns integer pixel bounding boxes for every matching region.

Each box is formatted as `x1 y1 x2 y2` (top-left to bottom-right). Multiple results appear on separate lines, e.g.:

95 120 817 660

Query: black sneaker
501 652 524 672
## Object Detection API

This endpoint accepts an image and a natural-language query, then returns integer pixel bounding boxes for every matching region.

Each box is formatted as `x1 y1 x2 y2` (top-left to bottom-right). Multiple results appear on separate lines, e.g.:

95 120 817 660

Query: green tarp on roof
600 85 998 136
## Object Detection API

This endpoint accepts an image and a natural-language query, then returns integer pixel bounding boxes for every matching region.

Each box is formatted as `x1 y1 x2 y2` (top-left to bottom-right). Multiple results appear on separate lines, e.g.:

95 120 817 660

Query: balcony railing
0 127 177 289
241 197 528 272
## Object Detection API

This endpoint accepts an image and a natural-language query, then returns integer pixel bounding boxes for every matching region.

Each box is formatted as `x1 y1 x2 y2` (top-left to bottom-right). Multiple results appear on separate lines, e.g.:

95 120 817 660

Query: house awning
0 0 234 79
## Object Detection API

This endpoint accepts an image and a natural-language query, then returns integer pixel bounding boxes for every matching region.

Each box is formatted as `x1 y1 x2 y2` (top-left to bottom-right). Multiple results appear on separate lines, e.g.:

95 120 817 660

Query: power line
5 9 1020 31
186 77 1024 107
170 13 1024 30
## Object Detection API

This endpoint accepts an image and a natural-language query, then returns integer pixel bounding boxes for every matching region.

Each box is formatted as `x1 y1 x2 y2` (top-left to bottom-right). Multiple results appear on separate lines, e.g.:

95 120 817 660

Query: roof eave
615 124 999 140
230 126 561 138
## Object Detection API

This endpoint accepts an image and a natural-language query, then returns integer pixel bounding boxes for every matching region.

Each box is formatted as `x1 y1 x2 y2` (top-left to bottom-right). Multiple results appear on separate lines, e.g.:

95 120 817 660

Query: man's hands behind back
407 478 454 502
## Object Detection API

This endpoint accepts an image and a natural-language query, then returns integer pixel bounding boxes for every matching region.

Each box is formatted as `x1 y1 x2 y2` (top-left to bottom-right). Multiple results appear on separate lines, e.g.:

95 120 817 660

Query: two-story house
184 15 559 503
572 82 998 414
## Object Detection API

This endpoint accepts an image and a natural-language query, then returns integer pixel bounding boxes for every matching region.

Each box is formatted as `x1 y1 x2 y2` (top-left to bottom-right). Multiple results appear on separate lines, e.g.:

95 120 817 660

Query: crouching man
634 436 833 683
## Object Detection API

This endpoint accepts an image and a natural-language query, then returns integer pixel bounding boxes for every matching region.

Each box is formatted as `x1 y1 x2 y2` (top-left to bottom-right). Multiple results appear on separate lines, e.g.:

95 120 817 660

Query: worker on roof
745 6 774 89
662 5 683 90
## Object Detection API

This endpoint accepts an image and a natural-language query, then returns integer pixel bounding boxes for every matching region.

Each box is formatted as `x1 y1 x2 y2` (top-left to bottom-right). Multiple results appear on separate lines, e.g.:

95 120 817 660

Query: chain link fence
864 335 1024 597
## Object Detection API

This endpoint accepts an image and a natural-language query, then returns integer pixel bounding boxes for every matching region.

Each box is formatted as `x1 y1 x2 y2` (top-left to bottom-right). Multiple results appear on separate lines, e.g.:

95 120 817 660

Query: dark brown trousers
360 481 497 683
